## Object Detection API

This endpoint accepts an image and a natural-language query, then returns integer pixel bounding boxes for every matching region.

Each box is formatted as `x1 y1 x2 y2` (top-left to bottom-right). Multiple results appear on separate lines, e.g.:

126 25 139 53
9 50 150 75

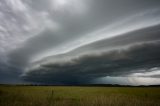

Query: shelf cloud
0 0 160 85
22 26 160 84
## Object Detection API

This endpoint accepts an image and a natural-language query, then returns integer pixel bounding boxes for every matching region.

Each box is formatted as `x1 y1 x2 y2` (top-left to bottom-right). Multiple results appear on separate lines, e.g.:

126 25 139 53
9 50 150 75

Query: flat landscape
0 85 160 106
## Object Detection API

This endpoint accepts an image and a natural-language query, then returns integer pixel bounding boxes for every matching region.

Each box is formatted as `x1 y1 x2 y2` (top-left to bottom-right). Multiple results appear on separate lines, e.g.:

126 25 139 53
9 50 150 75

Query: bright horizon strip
93 76 160 85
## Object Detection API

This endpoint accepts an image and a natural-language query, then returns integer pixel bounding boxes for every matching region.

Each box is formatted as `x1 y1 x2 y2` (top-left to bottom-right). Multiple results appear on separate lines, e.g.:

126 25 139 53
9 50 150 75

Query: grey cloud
19 24 160 84
66 24 160 56
6 0 160 65
23 40 160 84
8 30 62 67
1 0 160 84
0 60 23 84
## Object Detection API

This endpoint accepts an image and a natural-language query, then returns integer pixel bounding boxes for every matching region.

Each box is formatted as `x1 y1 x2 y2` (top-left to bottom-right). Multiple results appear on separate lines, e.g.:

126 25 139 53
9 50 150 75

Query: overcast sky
0 0 160 85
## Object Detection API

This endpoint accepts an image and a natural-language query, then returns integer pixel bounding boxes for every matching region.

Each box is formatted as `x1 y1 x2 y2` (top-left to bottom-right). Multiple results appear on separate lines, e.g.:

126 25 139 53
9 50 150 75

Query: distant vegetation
0 85 160 106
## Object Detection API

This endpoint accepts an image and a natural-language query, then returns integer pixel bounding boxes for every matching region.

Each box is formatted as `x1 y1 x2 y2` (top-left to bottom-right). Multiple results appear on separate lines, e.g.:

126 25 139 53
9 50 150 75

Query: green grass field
0 86 160 106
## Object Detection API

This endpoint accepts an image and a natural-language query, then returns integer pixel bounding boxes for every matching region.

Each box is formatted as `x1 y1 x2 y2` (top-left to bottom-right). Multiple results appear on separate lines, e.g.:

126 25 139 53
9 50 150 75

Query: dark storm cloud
0 61 23 84
1 0 160 84
7 0 160 65
8 29 65 67
66 24 160 55
22 25 160 84
23 41 160 84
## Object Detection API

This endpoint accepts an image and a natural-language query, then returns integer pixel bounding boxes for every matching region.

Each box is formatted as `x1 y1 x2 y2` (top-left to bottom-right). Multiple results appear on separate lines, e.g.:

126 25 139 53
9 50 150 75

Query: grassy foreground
0 86 160 106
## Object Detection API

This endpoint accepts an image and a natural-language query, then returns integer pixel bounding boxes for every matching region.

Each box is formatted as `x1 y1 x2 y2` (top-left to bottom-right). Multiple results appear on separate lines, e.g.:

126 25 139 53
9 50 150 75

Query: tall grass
0 86 160 106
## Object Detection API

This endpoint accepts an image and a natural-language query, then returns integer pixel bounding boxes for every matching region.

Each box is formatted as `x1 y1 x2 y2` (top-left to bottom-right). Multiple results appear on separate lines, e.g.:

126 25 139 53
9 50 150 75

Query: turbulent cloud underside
0 0 160 85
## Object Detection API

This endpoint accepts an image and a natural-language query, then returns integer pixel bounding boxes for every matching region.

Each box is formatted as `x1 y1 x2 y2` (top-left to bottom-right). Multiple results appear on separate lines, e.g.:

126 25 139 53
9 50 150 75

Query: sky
0 0 160 85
